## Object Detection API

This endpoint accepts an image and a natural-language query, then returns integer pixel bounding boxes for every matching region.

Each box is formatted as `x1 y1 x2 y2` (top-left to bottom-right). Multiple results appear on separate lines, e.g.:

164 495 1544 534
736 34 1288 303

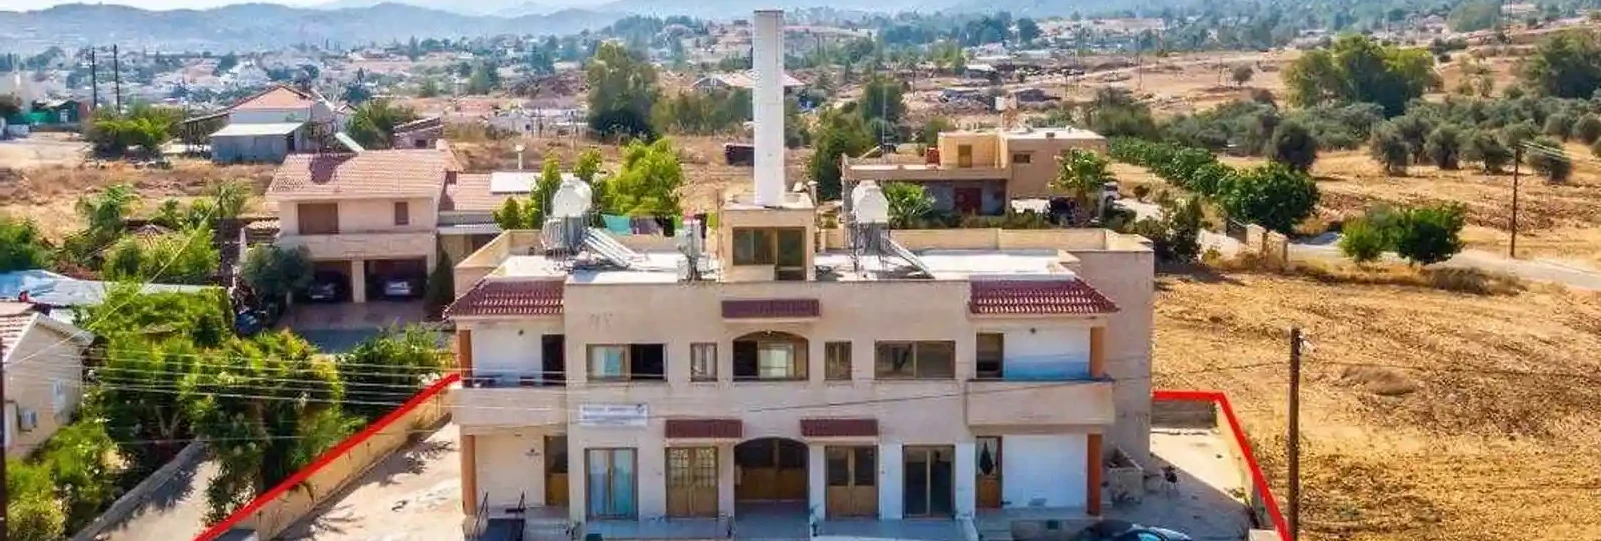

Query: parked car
381 277 418 299
307 272 345 302
1068 520 1192 541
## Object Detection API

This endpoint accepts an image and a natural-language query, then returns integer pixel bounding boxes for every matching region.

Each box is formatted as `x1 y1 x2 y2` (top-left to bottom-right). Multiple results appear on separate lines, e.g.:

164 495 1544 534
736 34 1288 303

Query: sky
2 0 328 11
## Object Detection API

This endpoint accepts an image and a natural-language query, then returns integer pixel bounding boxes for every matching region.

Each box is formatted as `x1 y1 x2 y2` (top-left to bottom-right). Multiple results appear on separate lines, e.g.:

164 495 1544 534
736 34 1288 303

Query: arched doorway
734 438 808 504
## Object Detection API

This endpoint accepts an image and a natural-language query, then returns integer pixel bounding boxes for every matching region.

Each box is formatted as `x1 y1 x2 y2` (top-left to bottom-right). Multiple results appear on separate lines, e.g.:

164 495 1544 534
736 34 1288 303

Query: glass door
587 448 637 519
667 447 719 517
903 446 955 517
825 446 879 518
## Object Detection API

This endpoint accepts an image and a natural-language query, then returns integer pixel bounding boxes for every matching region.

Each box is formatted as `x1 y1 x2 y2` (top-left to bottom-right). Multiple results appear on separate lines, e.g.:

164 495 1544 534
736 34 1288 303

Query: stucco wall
229 108 310 124
3 322 84 458
1002 434 1087 508
211 134 290 164
938 133 1001 168
277 197 438 236
1070 248 1155 465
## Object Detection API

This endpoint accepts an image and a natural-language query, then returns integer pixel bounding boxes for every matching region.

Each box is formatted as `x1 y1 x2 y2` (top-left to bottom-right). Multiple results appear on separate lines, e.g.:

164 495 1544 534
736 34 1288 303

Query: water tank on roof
851 182 890 224
550 177 593 218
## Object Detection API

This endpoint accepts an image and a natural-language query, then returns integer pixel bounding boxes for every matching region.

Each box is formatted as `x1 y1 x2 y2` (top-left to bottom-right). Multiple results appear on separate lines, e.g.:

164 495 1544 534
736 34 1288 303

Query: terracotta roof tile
231 85 316 111
722 298 820 319
445 280 564 318
968 279 1119 316
665 419 743 439
268 149 455 198
441 173 506 212
800 418 878 438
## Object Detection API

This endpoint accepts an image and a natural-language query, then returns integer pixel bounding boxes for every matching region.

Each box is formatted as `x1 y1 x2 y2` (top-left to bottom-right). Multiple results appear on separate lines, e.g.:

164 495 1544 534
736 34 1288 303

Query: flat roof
1001 128 1105 141
492 248 1069 285
210 122 304 137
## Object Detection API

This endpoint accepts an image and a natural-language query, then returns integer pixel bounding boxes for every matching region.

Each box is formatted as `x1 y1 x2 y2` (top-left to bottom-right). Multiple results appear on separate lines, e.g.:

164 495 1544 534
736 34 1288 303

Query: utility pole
1287 327 1303 541
89 47 98 110
2 338 8 541
1510 145 1522 259
112 44 122 113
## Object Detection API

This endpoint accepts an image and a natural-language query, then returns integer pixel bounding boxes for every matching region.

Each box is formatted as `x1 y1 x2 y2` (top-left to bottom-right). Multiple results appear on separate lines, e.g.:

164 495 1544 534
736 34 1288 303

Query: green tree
1231 64 1255 87
417 78 442 98
347 99 421 150
1393 203 1466 265
1572 114 1601 144
1423 124 1463 169
1339 216 1388 263
80 286 234 347
1052 149 1116 226
605 138 684 216
1520 31 1601 98
918 116 955 144
1283 35 1437 116
1462 129 1512 173
1369 123 1410 175
1016 18 1042 44
1526 136 1572 182
41 419 119 530
1447 0 1501 32
882 182 934 228
587 42 659 140
859 75 906 127
492 197 530 229
0 216 51 272
1543 112 1575 139
211 179 250 222
1219 164 1320 234
338 326 447 420
240 244 313 307
73 183 139 255
467 61 500 94
522 155 566 225
574 148 603 182
425 249 454 316
808 109 874 200
101 225 220 285
1267 119 1318 173
96 337 203 472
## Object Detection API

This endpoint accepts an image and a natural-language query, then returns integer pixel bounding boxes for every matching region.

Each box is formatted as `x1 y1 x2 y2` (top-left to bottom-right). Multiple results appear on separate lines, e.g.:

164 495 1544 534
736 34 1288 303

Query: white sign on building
577 403 649 428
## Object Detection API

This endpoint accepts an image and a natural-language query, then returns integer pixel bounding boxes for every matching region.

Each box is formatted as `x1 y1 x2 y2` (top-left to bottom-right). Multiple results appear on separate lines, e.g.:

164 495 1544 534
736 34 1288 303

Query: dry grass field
0 160 276 238
1153 265 1601 540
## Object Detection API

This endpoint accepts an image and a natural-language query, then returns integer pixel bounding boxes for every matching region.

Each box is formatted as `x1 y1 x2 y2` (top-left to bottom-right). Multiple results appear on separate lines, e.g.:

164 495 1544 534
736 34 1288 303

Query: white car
381 278 416 299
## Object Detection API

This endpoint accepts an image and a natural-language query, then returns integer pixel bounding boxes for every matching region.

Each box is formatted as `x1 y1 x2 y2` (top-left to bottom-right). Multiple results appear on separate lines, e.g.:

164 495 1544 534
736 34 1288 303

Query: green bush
1542 112 1574 139
1218 163 1320 234
1267 119 1319 173
1394 203 1467 265
7 459 65 541
1339 217 1389 263
1571 114 1601 143
1526 135 1572 182
1423 124 1464 169
1369 124 1410 175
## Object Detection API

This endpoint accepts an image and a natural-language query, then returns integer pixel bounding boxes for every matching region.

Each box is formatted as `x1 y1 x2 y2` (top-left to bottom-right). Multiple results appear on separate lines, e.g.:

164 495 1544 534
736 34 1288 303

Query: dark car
381 276 420 299
1069 520 1192 541
307 272 346 302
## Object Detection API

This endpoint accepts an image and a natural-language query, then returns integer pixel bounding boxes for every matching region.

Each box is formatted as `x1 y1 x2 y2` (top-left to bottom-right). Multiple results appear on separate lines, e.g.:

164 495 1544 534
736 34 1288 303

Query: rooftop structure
443 10 1153 540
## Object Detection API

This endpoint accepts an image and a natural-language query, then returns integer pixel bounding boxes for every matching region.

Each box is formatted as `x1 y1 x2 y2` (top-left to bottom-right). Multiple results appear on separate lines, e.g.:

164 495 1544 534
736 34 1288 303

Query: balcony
276 230 435 260
964 377 1114 427
454 373 568 429
842 162 1009 183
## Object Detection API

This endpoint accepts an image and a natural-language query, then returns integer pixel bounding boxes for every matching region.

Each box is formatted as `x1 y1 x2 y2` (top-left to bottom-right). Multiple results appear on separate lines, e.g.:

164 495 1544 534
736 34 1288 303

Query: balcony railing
464 371 567 388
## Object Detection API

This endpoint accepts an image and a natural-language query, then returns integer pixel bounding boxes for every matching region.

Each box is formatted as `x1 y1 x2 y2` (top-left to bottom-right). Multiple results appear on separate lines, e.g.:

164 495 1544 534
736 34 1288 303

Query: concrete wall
278 197 438 236
938 132 1001 168
471 320 561 380
229 108 309 124
230 387 451 539
1002 434 1087 508
3 322 84 458
69 441 206 541
211 134 290 164
1070 247 1155 466
999 136 1109 199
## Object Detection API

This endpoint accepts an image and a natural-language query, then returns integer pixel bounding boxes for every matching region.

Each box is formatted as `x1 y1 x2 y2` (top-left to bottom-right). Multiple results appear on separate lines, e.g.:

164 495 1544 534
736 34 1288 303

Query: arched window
733 331 808 381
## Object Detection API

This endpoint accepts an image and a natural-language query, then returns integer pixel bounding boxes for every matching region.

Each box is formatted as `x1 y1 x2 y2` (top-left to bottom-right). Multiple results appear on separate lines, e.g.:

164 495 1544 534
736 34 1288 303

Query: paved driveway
282 301 432 353
101 457 222 541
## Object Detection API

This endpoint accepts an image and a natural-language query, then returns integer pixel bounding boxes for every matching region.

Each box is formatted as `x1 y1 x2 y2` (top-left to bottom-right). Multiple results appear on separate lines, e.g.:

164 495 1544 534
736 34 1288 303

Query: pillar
1089 326 1106 378
461 434 478 516
457 329 474 381
878 443 903 519
720 442 737 517
350 259 368 303
954 442 976 517
808 444 827 523
1085 433 1103 516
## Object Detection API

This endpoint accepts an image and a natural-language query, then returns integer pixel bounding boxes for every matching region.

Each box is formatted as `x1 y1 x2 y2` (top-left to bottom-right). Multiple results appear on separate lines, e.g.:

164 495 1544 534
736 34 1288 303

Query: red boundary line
1153 389 1290 541
197 381 1284 541
193 373 461 541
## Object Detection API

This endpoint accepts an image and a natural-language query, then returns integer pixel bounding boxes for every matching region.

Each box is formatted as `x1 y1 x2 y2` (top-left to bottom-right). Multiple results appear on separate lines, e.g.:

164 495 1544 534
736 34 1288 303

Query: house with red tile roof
209 84 348 164
440 11 1157 537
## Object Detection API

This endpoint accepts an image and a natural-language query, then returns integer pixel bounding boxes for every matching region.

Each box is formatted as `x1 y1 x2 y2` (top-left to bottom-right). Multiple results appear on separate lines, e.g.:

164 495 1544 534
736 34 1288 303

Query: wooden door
957 145 974 168
976 437 1002 509
667 447 719 517
545 435 568 507
736 439 808 501
825 446 879 518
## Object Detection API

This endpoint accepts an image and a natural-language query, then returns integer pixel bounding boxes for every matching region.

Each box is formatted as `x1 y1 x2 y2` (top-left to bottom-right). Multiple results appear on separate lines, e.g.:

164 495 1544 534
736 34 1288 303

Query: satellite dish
515 144 526 153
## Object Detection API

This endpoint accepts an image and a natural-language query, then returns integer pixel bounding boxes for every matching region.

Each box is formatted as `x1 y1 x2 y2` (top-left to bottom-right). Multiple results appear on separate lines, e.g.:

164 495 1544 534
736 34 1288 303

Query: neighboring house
691 70 803 94
392 116 444 150
29 98 84 126
2 302 94 458
267 148 459 303
445 11 1153 536
209 84 346 164
842 127 1108 216
0 270 213 324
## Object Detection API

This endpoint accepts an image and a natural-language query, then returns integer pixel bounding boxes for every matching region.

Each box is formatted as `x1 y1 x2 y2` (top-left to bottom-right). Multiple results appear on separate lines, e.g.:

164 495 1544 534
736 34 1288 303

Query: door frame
903 445 956 518
585 448 638 519
735 438 808 502
825 445 879 518
666 447 720 518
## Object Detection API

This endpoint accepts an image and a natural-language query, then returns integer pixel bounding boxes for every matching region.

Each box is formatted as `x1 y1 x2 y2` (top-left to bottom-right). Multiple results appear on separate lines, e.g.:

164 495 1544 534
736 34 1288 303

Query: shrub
1339 217 1389 263
1526 135 1572 182
1394 203 1467 265
1542 112 1574 139
1592 137 1601 158
1369 124 1410 175
1218 164 1320 234
1571 114 1601 143
1462 129 1512 172
7 459 65 541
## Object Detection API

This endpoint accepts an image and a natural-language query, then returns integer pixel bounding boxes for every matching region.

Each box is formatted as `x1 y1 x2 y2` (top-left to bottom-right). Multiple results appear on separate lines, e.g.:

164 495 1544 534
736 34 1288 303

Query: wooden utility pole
1510 145 1522 258
112 44 122 113
1287 327 1303 541
89 47 98 110
2 338 8 541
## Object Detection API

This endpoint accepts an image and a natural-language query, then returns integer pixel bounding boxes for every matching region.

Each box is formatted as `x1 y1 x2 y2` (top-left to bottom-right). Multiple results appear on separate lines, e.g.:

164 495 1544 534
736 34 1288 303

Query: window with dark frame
731 228 775 265
1011 152 1032 164
875 341 957 379
733 331 808 381
393 201 409 226
825 341 852 381
976 333 1004 379
587 344 666 381
690 343 717 382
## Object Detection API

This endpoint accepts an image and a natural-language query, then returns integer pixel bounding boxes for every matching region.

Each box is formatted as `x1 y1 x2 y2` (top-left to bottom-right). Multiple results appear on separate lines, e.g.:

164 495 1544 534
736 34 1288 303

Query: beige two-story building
2 302 93 458
843 128 1108 215
267 148 459 303
443 10 1153 540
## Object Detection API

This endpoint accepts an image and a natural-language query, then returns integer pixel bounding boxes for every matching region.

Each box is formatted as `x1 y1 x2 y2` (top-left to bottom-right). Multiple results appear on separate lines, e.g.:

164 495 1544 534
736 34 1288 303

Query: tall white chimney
752 9 785 207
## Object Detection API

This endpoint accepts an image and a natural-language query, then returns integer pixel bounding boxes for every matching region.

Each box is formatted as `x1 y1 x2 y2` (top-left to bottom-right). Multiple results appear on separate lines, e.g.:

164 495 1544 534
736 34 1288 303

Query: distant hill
592 0 951 19
0 2 623 53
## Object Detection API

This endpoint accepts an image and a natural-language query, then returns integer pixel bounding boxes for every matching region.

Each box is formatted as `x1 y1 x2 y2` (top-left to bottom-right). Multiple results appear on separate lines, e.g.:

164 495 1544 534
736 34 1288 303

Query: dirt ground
1152 267 1601 540
0 158 275 239
0 132 89 169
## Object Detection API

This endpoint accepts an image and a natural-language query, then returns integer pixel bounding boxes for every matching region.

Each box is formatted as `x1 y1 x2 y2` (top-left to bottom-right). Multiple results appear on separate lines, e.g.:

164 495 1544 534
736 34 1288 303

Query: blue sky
1 0 323 10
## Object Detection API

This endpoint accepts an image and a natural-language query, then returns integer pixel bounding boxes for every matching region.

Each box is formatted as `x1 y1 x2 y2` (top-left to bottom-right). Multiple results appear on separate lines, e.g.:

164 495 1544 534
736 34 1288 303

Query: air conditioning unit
19 409 38 432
